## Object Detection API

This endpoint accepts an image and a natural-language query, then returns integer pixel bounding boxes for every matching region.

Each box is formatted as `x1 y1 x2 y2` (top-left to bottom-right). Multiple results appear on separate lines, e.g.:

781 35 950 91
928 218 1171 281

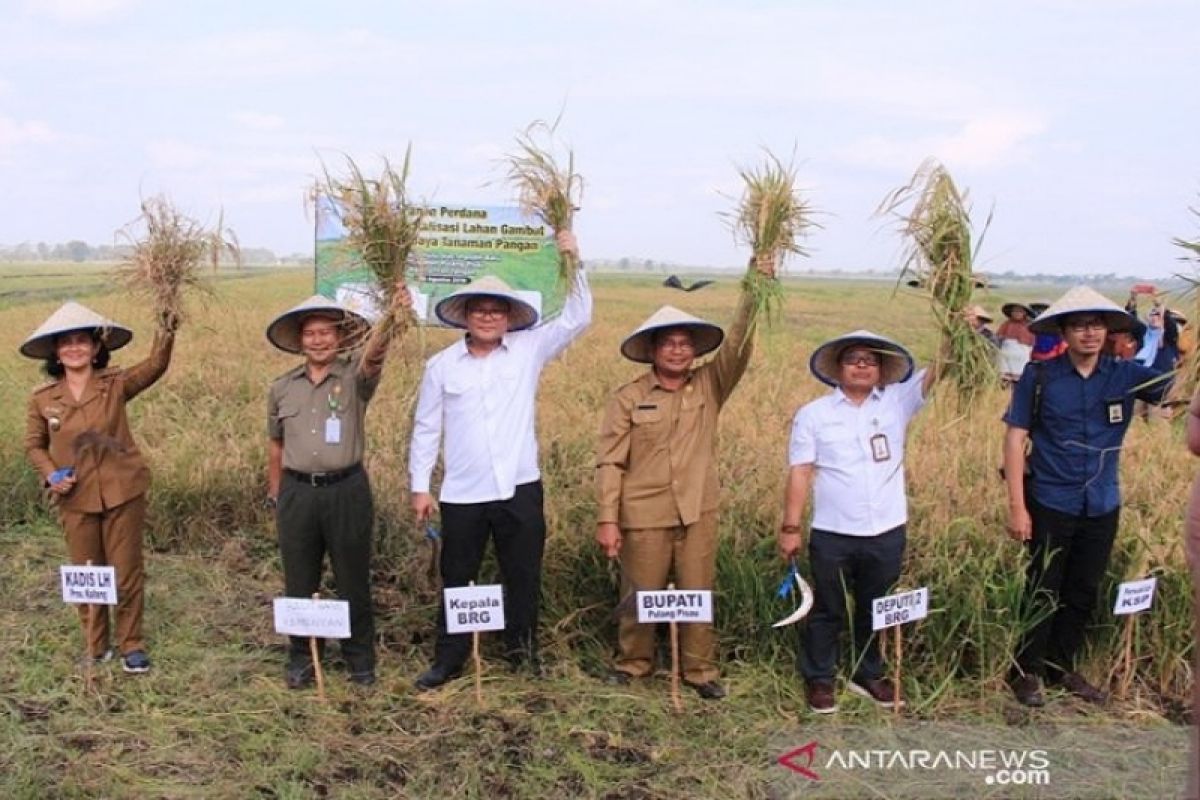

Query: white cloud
834 112 1047 171
231 112 286 131
23 0 140 23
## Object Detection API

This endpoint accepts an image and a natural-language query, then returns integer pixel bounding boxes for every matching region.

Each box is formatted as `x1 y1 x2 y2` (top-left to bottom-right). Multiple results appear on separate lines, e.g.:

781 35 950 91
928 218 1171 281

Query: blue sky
1 0 1197 275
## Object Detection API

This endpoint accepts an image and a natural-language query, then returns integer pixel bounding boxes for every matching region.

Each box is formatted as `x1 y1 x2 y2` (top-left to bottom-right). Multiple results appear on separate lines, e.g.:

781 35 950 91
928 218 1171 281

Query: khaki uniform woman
22 301 176 674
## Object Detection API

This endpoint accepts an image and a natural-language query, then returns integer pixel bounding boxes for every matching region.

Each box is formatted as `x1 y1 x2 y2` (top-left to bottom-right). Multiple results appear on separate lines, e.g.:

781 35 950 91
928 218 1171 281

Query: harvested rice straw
877 158 996 408
322 151 425 354
727 151 816 329
504 119 583 285
119 196 239 330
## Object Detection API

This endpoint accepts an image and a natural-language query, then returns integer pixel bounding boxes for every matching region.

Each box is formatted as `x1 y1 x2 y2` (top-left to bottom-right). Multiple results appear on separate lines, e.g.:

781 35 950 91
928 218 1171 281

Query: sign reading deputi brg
60 565 118 605
272 598 351 639
315 197 567 326
1113 577 1156 616
444 584 506 633
636 590 713 623
872 587 929 631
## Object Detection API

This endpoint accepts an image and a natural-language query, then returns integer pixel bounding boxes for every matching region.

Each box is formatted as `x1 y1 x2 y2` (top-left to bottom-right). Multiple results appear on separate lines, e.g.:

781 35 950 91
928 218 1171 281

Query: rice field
0 263 1192 798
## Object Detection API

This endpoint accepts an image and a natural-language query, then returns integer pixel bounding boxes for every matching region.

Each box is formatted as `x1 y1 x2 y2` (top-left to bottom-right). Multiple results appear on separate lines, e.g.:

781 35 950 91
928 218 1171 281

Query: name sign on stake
872 587 929 631
1113 577 1157 616
60 565 117 606
445 584 506 633
273 598 351 639
636 590 713 623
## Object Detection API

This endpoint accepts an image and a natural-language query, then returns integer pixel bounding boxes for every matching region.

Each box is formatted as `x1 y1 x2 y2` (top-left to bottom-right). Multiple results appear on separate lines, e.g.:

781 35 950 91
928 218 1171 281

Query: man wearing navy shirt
1002 286 1166 707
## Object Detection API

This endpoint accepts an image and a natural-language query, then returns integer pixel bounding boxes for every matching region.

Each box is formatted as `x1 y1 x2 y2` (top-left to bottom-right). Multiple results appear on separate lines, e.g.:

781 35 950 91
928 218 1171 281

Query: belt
284 463 362 488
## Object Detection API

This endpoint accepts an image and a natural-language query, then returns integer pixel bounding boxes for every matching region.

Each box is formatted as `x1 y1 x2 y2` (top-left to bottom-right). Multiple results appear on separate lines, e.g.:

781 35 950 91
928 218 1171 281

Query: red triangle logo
778 740 820 781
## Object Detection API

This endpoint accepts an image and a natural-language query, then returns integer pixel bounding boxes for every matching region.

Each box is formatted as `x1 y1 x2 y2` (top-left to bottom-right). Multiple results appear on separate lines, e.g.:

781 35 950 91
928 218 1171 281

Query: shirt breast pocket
630 406 665 444
816 425 860 462
273 403 301 431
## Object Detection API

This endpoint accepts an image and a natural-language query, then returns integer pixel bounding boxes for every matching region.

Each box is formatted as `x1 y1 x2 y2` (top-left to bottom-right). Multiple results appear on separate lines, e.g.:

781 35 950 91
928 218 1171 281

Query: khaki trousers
60 495 147 657
616 511 719 684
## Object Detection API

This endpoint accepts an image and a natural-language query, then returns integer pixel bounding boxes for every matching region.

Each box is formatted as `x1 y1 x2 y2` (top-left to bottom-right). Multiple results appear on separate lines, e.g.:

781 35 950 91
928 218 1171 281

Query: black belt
284 463 362 487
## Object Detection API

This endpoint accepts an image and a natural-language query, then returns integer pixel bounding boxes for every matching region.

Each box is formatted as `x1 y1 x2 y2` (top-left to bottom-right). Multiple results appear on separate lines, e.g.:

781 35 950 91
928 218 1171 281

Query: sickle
772 560 815 628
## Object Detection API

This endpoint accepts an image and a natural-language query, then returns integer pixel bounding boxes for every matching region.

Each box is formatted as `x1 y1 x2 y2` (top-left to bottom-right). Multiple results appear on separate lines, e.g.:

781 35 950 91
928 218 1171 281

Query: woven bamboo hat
810 329 914 388
434 275 539 331
266 295 369 354
1001 302 1034 320
968 304 994 324
20 301 133 360
1028 286 1133 334
620 305 724 363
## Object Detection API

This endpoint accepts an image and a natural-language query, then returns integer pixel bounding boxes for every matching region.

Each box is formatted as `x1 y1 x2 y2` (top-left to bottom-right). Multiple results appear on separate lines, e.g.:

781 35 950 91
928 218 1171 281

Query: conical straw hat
20 301 132 360
809 329 914 388
1028 286 1133 334
969 304 993 324
620 305 725 363
1001 302 1034 320
266 294 369 354
434 275 539 331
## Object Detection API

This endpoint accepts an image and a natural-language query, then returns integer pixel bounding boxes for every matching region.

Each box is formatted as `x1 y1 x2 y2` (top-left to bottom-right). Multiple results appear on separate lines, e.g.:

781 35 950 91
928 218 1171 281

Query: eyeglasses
656 339 695 352
468 306 509 319
839 353 881 367
1065 318 1106 333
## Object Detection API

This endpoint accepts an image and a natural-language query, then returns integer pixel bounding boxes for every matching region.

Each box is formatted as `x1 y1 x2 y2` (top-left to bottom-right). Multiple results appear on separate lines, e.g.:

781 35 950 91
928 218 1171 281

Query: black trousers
1015 497 1119 679
799 525 906 683
276 469 375 673
433 480 546 669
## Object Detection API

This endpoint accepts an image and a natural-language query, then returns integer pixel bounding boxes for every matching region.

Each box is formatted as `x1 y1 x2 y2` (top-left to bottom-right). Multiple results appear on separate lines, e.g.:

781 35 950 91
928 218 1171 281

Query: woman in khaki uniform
22 301 176 674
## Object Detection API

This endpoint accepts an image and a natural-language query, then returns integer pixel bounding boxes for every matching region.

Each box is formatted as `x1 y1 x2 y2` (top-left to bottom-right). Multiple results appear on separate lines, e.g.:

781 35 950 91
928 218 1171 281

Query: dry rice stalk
503 119 583 285
322 150 425 353
726 150 816 328
119 196 239 329
877 158 996 408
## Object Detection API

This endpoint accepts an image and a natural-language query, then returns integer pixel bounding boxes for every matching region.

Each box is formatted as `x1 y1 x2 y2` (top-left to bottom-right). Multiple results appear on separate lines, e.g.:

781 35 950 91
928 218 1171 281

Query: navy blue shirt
1003 354 1165 517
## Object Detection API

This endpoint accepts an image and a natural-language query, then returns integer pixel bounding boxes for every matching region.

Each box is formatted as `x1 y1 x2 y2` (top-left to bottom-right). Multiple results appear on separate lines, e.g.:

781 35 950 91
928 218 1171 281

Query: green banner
315 196 567 325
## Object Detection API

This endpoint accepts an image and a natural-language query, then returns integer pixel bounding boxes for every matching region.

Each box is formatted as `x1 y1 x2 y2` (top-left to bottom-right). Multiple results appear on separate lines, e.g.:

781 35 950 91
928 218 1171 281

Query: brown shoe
1052 671 1107 704
849 677 905 709
1009 674 1045 707
806 680 838 714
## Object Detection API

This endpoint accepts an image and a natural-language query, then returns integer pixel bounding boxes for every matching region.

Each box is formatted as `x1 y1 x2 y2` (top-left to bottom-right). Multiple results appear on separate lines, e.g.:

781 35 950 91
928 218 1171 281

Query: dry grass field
0 263 1192 798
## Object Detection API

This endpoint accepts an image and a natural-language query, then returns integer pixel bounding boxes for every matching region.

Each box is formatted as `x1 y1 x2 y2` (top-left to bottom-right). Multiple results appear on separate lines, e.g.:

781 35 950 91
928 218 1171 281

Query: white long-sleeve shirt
409 272 592 503
788 370 927 536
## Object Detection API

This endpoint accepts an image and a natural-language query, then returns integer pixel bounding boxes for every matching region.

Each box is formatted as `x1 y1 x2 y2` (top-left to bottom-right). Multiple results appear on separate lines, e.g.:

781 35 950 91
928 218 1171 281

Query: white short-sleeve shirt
788 370 927 537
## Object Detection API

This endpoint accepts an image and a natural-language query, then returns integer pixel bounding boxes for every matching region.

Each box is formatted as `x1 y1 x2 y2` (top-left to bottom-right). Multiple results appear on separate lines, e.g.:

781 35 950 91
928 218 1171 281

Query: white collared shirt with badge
788 370 927 537
409 272 592 504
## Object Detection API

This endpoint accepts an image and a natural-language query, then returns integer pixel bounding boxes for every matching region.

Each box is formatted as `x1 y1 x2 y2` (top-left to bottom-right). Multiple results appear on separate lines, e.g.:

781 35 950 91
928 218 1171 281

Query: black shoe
1009 674 1044 707
285 662 315 690
414 663 463 692
121 650 151 675
348 669 376 687
1050 671 1106 704
683 679 726 700
604 669 632 686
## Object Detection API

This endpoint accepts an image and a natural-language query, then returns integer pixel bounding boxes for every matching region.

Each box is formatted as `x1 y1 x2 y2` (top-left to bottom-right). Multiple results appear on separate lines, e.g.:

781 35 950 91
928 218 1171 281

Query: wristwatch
264 496 278 510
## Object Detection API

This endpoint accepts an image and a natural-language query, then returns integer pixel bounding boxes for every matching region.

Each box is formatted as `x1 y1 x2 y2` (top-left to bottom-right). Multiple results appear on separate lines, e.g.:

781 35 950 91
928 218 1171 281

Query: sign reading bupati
273 598 351 639
872 588 929 631
1113 577 1156 616
636 590 714 623
315 196 566 325
60 565 118 606
444 584 506 633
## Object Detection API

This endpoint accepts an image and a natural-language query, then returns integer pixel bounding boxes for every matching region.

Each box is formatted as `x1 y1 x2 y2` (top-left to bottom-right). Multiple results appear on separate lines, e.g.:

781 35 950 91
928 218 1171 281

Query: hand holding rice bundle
877 158 997 408
504 119 583 286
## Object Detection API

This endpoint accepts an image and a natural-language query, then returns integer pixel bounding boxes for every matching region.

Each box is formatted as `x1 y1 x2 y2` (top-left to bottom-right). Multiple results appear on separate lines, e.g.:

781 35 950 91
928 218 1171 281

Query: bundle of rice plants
877 158 996 408
119 196 239 330
726 150 816 328
503 119 583 285
322 150 425 352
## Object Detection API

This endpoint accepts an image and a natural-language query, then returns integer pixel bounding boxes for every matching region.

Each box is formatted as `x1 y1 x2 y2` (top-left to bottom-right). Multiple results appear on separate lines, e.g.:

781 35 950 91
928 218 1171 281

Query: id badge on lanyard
870 433 891 462
325 383 343 444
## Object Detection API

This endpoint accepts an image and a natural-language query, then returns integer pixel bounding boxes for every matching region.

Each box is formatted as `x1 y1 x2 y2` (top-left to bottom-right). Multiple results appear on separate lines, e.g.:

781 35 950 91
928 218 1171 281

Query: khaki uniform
596 293 754 683
24 330 175 656
268 354 381 674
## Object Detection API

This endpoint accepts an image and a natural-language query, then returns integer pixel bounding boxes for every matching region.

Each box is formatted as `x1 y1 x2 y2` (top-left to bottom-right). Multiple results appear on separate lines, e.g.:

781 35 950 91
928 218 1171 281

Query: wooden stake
310 592 326 702
84 559 95 693
470 581 483 705
1118 614 1136 700
892 624 903 716
668 582 682 713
